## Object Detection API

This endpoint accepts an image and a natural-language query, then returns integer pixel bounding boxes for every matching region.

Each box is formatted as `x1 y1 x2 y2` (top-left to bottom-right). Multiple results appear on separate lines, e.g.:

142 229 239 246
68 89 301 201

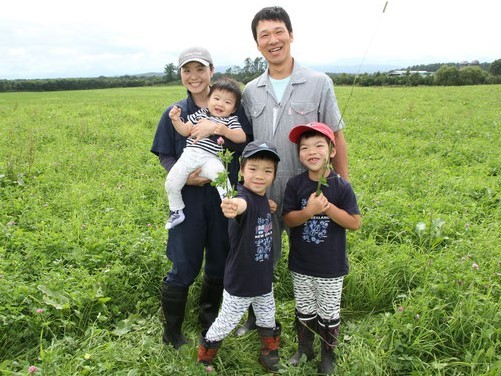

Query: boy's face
298 135 335 173
255 19 293 67
240 158 276 196
207 89 237 117
180 62 213 96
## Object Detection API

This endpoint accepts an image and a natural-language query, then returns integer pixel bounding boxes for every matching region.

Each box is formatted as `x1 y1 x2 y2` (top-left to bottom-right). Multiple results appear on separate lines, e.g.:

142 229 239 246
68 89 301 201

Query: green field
1 85 500 375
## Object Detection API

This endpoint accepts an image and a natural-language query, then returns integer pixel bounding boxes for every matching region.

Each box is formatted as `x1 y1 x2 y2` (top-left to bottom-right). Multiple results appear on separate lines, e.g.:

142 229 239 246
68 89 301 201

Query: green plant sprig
316 142 334 196
211 138 236 199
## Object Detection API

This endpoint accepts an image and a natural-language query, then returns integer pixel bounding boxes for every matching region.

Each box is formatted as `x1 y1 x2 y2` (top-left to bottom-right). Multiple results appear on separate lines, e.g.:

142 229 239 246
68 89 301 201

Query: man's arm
333 130 349 181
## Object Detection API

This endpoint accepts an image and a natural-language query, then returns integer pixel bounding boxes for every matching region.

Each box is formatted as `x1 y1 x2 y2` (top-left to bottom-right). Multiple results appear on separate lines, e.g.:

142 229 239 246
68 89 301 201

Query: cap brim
243 149 280 161
178 58 210 69
289 125 310 143
289 125 335 144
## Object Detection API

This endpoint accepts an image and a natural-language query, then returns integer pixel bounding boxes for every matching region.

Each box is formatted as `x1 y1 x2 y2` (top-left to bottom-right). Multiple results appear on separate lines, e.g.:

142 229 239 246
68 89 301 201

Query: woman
151 46 251 349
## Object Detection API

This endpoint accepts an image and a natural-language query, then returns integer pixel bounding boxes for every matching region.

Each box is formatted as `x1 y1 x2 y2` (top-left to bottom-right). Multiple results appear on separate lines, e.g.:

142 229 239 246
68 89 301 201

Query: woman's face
179 61 213 95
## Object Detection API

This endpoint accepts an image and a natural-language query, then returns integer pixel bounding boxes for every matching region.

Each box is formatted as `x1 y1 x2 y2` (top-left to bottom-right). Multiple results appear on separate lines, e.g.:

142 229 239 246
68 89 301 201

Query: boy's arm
325 205 361 231
169 105 193 137
221 197 247 218
283 192 361 231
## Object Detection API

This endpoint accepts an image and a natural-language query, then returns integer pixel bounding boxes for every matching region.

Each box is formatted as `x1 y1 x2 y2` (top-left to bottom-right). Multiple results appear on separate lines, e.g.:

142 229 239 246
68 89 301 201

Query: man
237 5 349 336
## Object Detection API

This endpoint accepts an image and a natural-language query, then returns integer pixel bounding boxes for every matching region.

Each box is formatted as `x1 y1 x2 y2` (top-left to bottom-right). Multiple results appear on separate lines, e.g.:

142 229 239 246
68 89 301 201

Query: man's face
255 19 293 66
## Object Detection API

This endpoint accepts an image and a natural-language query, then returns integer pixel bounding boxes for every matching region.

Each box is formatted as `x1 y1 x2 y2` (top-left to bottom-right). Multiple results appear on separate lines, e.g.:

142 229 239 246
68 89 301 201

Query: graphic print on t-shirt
254 213 272 262
300 198 329 244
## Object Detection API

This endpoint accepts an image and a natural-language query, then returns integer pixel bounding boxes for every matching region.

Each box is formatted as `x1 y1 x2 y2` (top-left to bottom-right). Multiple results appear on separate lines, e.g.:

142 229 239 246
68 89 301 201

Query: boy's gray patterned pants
205 289 276 342
291 271 344 321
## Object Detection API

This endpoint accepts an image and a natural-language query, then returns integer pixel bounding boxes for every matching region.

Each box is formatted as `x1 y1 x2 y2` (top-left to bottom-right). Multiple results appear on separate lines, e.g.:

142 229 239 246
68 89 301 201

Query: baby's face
207 89 236 117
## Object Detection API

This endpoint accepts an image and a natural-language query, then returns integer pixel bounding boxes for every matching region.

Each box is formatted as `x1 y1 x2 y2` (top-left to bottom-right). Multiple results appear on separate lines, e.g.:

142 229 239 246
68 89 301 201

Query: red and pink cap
289 122 336 145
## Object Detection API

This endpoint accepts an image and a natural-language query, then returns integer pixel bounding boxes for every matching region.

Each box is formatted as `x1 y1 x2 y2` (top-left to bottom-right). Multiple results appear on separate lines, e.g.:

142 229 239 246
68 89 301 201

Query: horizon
1 59 494 81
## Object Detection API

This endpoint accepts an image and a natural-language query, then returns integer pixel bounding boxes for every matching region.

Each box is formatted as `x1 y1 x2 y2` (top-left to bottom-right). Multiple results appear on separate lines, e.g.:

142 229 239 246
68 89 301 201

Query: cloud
1 0 500 79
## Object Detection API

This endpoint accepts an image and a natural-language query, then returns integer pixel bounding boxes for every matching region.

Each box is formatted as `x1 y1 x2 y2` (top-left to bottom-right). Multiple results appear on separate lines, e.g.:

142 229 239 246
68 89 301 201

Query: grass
0 85 500 375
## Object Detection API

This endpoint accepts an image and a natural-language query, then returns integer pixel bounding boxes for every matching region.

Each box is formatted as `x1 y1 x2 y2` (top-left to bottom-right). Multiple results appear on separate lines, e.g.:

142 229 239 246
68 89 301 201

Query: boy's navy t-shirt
283 170 360 278
224 184 274 297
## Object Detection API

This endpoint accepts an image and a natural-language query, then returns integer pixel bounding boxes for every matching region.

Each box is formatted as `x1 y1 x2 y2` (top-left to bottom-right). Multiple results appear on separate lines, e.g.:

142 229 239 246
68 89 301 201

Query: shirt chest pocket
249 104 266 120
289 102 318 124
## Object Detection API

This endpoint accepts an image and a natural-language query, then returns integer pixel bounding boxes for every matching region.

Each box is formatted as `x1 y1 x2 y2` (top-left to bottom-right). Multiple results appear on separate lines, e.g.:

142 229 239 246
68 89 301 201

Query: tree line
1 58 500 92
330 63 501 87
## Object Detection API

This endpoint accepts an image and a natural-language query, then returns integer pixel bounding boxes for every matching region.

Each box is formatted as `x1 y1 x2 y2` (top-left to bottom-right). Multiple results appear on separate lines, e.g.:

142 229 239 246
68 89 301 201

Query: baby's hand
213 123 226 137
221 198 238 218
169 106 181 121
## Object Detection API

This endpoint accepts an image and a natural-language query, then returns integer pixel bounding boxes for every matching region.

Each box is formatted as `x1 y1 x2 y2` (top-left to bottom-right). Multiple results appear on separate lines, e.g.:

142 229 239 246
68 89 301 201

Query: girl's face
240 159 276 196
298 135 336 177
179 62 213 95
207 89 237 117
255 19 293 68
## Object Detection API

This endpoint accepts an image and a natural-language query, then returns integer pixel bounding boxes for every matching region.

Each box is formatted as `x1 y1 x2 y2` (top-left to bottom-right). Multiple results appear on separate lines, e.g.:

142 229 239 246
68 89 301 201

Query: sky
1 0 500 79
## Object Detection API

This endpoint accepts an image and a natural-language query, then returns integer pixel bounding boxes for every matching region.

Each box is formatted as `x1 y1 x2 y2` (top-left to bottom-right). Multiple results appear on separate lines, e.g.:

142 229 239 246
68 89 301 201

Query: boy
165 77 246 229
283 122 361 374
197 140 282 373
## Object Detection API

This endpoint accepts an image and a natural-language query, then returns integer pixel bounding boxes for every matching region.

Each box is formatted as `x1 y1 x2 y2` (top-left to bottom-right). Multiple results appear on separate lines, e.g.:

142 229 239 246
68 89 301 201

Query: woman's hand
186 168 210 186
190 119 217 142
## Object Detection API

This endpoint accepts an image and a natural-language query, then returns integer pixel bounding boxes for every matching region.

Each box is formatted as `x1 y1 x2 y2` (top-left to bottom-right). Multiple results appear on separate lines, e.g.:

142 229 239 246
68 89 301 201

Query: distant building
387 70 433 77
459 60 480 67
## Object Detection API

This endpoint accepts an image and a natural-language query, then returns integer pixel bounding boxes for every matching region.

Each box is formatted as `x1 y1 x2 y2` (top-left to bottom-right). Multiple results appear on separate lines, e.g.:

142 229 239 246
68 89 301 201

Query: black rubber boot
257 322 281 373
289 311 316 366
317 317 340 375
198 274 223 331
197 330 222 368
235 304 257 337
160 279 189 349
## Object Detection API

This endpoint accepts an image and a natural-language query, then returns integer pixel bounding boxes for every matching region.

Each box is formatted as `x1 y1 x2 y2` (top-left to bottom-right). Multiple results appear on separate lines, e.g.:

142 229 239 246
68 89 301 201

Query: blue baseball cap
242 140 280 161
